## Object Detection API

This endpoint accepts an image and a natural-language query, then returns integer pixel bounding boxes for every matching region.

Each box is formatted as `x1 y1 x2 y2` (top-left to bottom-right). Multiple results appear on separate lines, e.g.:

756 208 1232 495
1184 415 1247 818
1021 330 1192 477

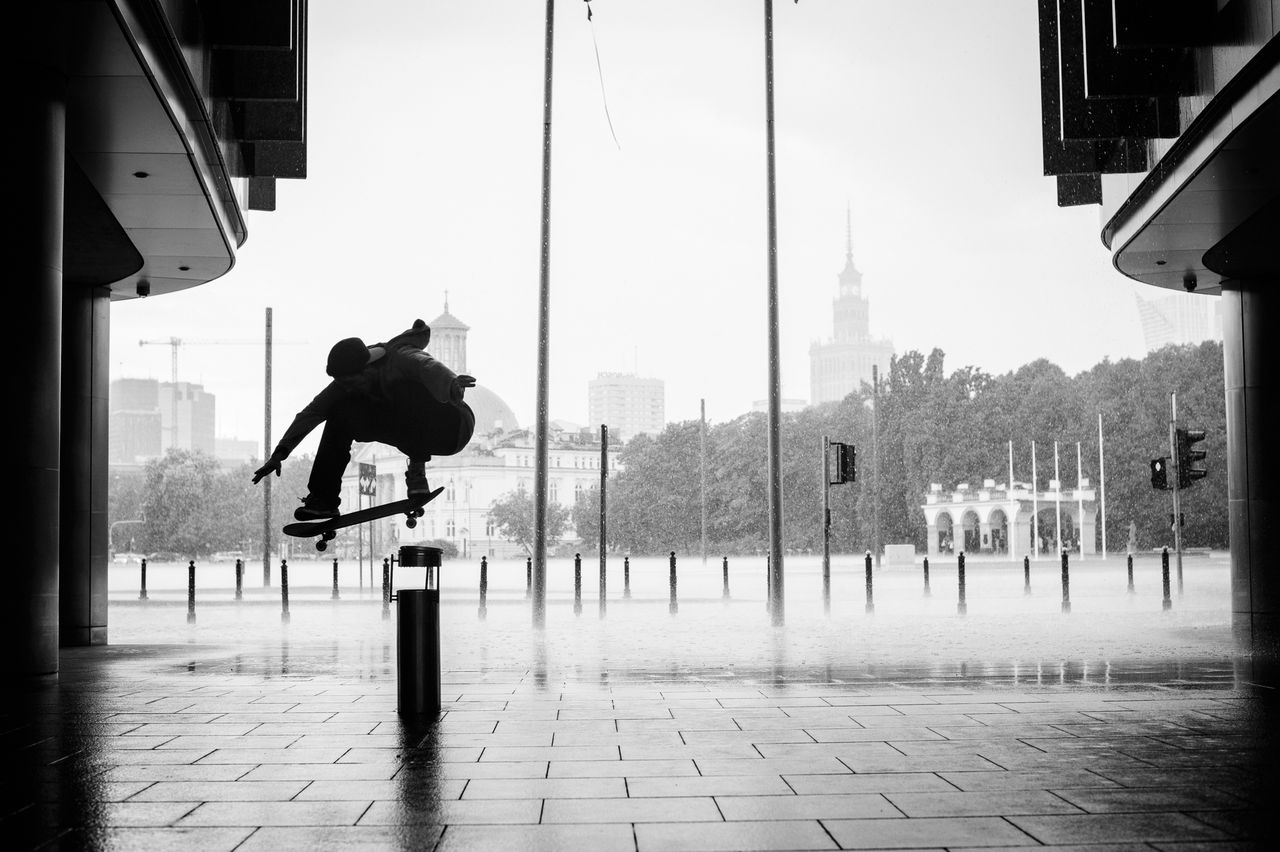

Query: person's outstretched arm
251 382 344 483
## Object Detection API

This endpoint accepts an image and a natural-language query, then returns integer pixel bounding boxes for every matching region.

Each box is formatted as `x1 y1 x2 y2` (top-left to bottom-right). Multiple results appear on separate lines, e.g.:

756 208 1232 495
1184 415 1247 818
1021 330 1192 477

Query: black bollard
1161 547 1172 611
623 556 632 599
864 550 874 615
957 552 967 616
1127 553 1135 594
922 556 930 597
526 556 532 600
186 560 196 623
235 558 244 601
281 558 290 622
382 557 391 620
669 551 678 614
1023 555 1031 596
479 556 488 620
722 555 730 600
1060 550 1071 614
331 558 340 600
139 557 148 601
574 553 583 616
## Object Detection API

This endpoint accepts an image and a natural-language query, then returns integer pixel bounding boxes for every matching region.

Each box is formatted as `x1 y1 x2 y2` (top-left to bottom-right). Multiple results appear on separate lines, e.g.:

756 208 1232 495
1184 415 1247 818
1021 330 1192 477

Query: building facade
1134 290 1223 352
109 377 217 463
587 373 665 441
809 215 894 405
12 0 311 672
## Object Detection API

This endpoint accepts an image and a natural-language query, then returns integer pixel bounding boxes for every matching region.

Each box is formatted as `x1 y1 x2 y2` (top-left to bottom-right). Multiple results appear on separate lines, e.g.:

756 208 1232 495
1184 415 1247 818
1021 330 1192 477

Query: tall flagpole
763 0 784 625
700 399 708 567
531 0 556 628
1077 441 1085 558
262 307 273 587
1054 441 1062 556
1008 439 1015 561
1098 411 1107 559
1031 441 1038 557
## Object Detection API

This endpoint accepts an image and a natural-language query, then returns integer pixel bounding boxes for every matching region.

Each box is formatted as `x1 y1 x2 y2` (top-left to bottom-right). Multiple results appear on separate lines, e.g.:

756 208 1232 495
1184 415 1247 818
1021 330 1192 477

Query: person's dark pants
307 384 474 508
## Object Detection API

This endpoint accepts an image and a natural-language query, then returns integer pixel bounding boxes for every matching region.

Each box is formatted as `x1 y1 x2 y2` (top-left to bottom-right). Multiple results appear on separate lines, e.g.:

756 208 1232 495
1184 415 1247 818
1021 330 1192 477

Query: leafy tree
489 487 569 554
140 449 248 558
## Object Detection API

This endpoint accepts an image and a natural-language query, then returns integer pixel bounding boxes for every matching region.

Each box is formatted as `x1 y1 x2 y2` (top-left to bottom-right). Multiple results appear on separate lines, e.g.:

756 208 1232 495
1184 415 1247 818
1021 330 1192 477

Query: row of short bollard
159 557 355 623
912 550 1174 615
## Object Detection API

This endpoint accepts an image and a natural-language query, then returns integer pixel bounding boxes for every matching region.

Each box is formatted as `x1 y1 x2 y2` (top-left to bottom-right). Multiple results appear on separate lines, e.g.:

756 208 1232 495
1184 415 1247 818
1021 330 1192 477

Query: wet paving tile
1007 812 1234 844
9 585 1277 850
823 814 1034 847
635 818 837 851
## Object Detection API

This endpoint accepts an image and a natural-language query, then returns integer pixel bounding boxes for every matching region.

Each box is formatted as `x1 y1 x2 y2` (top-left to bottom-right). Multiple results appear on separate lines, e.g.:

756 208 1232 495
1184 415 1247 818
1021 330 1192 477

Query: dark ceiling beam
1081 0 1196 100
203 0 294 50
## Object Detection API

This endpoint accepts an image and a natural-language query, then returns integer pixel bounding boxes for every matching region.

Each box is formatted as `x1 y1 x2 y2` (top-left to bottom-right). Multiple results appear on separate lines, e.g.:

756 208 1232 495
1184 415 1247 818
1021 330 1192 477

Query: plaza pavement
6 553 1276 850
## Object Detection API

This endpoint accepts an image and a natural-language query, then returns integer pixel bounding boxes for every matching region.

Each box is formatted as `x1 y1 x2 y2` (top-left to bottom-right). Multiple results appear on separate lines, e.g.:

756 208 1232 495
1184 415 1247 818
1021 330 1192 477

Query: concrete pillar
8 44 66 674
60 285 110 646
1011 512 1030 561
926 523 939 557
1077 507 1097 556
1222 282 1278 656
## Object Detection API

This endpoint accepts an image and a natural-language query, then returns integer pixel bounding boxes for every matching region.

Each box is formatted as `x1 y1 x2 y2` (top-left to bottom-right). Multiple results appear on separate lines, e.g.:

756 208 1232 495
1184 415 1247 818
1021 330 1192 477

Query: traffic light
1150 457 1168 490
829 442 857 484
1176 428 1208 488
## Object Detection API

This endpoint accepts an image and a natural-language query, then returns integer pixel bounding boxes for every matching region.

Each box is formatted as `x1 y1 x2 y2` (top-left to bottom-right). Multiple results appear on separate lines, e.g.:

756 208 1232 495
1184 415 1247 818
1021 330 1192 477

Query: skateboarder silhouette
252 319 475 521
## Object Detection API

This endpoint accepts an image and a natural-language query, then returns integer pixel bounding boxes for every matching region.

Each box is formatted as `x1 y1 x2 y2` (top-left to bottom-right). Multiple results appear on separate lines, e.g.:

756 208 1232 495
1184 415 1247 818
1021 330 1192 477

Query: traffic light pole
821 436 830 615
1168 392 1184 596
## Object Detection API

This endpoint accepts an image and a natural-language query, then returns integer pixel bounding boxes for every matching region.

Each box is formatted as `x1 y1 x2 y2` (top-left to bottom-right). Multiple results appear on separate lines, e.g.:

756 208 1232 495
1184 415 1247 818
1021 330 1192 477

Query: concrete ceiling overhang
1102 49 1280 295
62 0 250 302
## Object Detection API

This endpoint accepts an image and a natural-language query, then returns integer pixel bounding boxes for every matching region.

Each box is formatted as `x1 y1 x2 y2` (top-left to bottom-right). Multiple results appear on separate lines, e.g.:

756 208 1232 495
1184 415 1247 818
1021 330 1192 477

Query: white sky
108 0 1154 459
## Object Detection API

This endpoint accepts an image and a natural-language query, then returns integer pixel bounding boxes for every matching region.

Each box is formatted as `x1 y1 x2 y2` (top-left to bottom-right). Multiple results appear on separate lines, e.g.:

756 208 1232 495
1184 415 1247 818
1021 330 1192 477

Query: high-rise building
587 373 665 441
109 378 216 464
159 382 216 455
1134 290 1222 352
109 379 162 465
809 211 894 405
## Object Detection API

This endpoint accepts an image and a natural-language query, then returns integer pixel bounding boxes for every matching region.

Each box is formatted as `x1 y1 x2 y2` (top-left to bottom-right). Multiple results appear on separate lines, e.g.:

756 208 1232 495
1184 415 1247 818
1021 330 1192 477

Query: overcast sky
108 0 1160 459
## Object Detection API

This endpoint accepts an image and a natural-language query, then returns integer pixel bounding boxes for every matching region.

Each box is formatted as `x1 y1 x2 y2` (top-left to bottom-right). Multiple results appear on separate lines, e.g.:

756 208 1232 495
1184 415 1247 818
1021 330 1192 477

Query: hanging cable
584 1 621 150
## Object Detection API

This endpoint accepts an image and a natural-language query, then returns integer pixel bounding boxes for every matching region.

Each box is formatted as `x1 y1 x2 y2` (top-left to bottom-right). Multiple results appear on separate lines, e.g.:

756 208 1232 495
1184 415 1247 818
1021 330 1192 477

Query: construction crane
138 336 300 451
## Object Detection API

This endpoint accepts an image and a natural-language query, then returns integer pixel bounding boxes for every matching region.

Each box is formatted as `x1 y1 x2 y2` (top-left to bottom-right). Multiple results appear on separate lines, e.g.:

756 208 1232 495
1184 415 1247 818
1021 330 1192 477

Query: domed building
339 301 617 561
424 298 520 436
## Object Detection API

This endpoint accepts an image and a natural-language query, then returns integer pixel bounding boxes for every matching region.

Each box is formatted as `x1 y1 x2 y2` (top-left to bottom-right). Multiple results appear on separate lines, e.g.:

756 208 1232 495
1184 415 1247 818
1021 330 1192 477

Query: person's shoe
294 499 339 521
405 461 431 501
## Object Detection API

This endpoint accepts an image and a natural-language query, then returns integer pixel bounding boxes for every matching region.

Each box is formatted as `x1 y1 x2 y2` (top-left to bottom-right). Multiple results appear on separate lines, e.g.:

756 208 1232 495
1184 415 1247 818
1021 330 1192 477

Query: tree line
571 341 1227 556
110 341 1227 560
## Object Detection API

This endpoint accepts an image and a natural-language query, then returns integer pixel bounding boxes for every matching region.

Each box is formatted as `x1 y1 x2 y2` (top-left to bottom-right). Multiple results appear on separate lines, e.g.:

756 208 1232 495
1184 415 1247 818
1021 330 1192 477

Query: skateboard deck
284 486 445 551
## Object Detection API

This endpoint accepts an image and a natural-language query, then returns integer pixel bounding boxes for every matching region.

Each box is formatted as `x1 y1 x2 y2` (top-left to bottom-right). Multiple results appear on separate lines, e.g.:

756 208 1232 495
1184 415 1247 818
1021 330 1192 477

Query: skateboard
283 486 445 551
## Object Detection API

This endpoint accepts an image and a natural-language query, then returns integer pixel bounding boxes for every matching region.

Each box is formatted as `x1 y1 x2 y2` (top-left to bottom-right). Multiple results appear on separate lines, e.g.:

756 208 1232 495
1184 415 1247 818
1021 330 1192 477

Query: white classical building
920 479 1098 559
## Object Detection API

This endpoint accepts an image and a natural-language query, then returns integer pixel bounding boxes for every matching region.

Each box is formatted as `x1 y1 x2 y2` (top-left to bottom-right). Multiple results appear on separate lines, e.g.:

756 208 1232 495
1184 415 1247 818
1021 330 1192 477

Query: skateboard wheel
406 517 418 529
316 540 328 552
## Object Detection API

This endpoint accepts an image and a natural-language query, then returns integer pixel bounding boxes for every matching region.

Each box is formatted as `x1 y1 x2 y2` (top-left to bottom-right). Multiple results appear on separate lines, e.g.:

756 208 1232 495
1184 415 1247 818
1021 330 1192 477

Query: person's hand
252 456 282 484
451 374 477 402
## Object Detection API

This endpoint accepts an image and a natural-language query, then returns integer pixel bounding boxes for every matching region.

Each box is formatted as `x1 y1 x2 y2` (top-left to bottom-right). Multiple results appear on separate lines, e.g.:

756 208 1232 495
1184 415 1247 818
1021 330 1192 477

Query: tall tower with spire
428 292 469 373
809 208 894 404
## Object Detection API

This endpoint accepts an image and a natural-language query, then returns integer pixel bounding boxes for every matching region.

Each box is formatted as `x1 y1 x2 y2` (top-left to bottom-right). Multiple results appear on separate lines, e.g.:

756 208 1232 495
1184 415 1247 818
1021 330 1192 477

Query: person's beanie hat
326 337 370 377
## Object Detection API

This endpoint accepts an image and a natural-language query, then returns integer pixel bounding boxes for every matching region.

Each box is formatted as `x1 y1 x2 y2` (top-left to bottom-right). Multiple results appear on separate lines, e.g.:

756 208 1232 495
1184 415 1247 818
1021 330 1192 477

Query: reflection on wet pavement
5 556 1278 849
